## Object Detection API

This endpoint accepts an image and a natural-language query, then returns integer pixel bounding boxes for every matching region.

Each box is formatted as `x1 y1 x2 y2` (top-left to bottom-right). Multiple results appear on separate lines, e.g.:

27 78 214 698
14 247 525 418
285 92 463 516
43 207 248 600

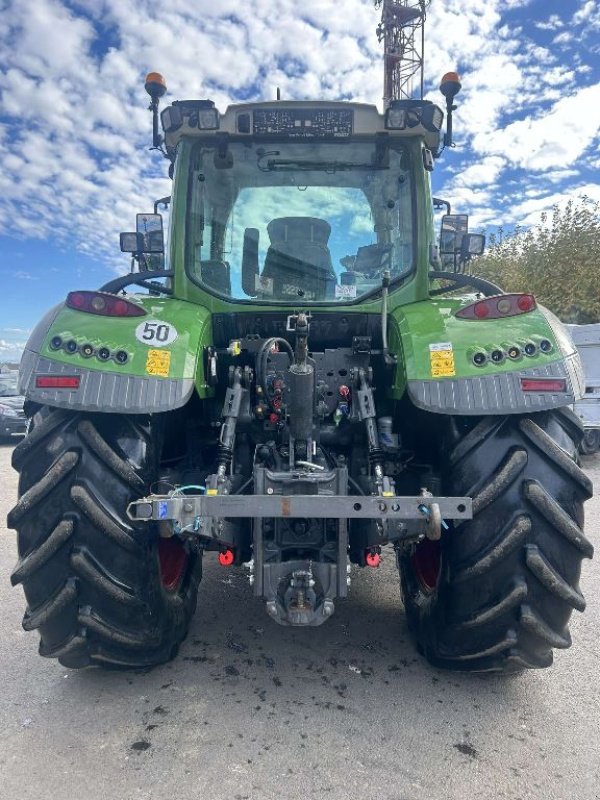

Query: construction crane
375 0 431 108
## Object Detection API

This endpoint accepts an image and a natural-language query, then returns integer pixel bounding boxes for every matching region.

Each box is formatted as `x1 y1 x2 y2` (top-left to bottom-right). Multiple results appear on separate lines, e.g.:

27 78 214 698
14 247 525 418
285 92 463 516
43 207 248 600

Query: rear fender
389 297 584 415
18 296 213 413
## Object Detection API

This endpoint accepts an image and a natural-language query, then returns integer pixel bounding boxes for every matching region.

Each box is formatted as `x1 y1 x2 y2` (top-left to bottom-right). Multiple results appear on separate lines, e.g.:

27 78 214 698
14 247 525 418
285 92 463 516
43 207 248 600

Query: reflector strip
520 378 567 392
36 376 81 389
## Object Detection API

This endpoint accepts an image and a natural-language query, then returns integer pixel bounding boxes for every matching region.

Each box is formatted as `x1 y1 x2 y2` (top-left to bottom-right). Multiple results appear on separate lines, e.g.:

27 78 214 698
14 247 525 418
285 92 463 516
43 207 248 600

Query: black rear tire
8 407 202 669
400 409 593 672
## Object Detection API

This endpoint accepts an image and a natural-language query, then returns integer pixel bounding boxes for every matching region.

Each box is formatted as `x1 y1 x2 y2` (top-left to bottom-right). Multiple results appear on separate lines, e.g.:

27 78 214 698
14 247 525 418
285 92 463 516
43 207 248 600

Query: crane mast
375 0 430 108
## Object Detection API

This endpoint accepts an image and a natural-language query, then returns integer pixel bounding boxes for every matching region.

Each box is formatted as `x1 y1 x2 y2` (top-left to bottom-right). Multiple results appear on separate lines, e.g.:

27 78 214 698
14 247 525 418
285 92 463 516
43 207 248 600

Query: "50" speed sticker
135 320 178 347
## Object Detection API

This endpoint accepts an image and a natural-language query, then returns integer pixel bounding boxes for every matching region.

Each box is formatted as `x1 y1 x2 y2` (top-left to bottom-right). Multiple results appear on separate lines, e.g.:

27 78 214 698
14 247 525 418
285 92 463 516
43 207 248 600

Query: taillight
36 376 81 389
66 291 146 317
520 378 567 393
456 294 536 320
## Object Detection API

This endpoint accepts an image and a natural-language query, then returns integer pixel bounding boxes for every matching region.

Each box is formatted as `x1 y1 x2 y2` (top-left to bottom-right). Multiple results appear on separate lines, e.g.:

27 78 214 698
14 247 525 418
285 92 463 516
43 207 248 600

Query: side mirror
460 233 486 262
136 213 164 253
241 227 260 296
440 213 469 272
136 212 165 272
440 214 469 254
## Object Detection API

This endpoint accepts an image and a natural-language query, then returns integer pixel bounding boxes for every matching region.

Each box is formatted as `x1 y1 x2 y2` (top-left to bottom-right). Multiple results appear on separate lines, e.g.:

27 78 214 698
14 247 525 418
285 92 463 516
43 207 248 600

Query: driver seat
262 217 336 300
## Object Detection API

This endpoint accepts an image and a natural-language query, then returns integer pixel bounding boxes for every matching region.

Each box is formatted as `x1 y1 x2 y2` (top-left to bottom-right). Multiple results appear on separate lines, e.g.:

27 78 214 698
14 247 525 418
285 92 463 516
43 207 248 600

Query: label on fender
429 342 455 377
135 319 178 347
146 349 171 377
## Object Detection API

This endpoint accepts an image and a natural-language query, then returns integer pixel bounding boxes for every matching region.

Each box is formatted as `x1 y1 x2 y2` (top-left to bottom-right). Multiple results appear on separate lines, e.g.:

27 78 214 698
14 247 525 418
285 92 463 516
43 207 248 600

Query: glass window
186 139 413 303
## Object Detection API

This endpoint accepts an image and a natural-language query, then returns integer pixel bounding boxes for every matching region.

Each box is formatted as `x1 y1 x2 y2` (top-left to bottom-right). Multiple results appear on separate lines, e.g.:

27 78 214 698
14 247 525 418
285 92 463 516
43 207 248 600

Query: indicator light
97 347 111 361
65 340 78 354
50 336 63 350
81 343 94 358
517 295 535 312
540 339 553 353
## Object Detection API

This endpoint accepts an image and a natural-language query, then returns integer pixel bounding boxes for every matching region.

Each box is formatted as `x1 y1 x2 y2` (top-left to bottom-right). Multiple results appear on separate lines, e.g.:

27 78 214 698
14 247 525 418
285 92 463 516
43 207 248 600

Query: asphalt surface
0 437 598 800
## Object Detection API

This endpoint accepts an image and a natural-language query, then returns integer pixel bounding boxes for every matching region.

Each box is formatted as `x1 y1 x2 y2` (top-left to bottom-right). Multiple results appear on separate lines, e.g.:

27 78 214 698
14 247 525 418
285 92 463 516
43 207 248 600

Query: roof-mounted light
144 72 167 101
385 100 443 133
161 100 219 134
440 72 462 102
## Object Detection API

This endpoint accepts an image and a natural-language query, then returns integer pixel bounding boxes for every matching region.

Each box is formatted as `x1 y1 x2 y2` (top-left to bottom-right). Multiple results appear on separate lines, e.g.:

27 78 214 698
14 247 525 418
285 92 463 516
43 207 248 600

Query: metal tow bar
127 494 472 541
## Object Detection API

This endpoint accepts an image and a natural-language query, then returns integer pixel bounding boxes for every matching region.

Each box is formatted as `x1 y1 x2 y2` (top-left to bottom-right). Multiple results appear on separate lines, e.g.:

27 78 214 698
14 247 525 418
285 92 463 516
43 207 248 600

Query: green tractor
8 62 593 672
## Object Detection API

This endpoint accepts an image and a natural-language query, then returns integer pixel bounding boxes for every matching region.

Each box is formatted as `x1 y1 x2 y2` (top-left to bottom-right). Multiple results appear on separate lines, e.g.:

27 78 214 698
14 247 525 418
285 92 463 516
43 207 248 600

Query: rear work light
66 291 146 317
521 378 567 393
455 294 536 320
36 376 81 389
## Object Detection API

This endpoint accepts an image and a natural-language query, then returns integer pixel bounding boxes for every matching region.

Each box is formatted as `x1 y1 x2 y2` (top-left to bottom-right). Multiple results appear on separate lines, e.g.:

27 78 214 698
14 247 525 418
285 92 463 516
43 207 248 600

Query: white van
567 323 600 454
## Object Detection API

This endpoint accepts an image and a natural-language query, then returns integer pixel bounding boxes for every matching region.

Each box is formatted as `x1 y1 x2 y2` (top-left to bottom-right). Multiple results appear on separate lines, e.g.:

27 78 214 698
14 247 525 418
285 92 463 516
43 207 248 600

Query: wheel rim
158 538 189 591
582 429 600 453
411 538 441 594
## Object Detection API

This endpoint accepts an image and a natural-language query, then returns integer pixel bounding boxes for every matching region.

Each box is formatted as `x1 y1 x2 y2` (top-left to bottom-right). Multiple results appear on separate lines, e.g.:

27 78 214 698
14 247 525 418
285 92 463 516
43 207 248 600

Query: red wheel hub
158 538 189 591
411 538 440 594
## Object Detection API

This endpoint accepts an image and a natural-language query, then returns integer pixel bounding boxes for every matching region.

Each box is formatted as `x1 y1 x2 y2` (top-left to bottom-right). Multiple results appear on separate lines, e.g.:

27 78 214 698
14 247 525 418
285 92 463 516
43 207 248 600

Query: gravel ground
0 437 598 800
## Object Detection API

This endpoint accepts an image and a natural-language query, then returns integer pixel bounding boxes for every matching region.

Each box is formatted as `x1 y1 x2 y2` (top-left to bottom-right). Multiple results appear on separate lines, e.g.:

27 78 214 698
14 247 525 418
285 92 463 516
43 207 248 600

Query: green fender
18 295 214 413
388 296 584 415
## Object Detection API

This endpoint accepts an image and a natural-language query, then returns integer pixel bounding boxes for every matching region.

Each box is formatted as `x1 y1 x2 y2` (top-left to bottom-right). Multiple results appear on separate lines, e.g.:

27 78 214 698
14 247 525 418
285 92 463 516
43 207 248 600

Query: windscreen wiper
258 157 387 173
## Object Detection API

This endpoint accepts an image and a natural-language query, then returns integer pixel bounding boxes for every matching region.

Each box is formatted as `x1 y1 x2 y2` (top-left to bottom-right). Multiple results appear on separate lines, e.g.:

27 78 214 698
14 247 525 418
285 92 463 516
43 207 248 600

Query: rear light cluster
470 338 553 368
456 293 536 320
66 291 146 317
49 335 129 364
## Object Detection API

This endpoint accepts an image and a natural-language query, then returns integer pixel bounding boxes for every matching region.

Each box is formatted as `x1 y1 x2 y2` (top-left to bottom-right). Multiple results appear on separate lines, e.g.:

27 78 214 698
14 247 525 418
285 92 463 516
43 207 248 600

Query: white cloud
473 82 600 171
0 0 597 281
573 1 600 26
535 15 563 31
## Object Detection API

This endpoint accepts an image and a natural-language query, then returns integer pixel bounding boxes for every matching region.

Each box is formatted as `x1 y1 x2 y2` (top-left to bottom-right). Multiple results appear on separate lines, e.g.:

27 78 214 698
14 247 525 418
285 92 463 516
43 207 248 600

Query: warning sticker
429 342 455 377
255 274 274 295
335 284 357 299
146 349 171 377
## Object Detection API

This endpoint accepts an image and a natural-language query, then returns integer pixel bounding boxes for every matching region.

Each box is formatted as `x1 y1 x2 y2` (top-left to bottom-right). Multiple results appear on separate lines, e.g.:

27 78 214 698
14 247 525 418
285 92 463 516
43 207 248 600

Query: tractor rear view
8 1 592 672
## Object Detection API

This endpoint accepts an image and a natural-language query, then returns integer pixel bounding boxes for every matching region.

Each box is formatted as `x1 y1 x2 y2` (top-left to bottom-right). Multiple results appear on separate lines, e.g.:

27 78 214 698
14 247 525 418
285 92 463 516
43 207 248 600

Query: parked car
566 323 600 454
0 372 26 440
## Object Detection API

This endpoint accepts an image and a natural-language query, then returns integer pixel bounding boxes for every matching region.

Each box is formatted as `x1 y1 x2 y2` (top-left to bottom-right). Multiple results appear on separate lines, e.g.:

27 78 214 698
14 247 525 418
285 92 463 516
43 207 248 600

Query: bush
471 197 600 323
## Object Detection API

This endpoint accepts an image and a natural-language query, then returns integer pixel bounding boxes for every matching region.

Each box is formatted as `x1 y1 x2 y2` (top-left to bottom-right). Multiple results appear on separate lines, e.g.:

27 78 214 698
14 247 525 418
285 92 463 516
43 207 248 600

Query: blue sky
1 0 599 361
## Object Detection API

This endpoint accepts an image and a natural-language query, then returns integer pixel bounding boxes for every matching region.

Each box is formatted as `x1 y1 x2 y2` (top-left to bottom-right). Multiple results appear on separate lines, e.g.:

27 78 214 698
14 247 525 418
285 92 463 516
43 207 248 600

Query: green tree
471 197 600 323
